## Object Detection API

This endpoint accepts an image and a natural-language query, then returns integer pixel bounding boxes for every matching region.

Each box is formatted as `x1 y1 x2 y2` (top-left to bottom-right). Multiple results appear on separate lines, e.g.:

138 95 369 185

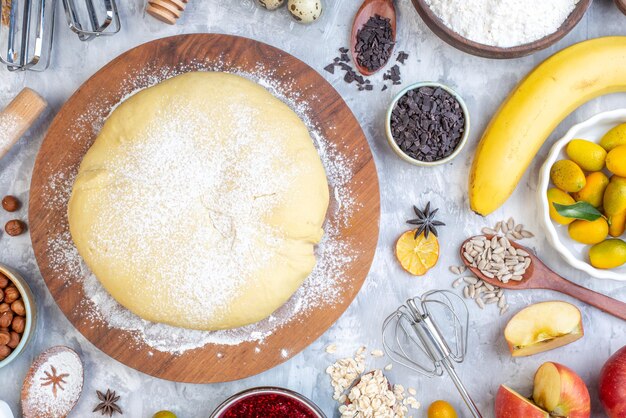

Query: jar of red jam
210 387 326 418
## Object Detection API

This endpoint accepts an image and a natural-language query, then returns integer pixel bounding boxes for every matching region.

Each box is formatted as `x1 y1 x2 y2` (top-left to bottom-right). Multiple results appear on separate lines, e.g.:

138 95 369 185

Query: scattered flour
44 62 362 354
425 0 580 47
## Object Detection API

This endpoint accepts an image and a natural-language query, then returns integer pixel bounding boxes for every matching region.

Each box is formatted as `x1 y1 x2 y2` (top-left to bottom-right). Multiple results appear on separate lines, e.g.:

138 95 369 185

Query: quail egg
256 0 285 10
287 0 323 24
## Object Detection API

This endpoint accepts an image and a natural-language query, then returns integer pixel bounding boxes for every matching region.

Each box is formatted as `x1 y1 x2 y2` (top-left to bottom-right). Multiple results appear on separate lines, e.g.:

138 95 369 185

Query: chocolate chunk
354 14 395 73
390 86 465 162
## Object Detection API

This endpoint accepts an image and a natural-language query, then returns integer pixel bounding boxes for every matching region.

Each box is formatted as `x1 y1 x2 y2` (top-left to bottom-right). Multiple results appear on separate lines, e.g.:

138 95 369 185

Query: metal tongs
383 290 483 418
0 0 120 71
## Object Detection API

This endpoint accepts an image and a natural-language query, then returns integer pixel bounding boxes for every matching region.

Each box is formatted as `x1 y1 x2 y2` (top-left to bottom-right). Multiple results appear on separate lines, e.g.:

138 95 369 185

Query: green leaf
553 201 604 221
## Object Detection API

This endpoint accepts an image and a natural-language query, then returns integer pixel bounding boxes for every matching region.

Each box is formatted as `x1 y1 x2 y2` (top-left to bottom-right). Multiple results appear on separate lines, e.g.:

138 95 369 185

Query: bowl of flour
411 0 591 58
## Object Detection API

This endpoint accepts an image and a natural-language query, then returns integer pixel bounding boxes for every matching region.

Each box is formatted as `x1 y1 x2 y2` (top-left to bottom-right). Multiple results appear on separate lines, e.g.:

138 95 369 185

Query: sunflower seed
485 297 499 304
469 285 476 298
498 296 507 308
521 230 534 238
450 266 461 275
500 304 510 315
482 227 496 235
464 276 478 284
452 277 464 288
501 222 509 234
484 282 495 291
476 298 485 309
507 217 515 230
495 221 502 233
463 252 474 263
463 286 470 298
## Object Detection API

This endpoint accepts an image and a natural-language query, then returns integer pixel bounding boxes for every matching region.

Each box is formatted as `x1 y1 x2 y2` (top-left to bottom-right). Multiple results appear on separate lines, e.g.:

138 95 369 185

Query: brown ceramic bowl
411 0 592 59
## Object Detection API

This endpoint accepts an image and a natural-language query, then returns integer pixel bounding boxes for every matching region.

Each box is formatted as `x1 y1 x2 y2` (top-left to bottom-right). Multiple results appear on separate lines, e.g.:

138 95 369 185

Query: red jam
219 392 320 418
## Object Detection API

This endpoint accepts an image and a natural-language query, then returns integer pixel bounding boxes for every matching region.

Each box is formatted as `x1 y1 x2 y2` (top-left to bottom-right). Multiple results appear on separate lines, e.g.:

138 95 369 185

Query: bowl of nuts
0 265 36 367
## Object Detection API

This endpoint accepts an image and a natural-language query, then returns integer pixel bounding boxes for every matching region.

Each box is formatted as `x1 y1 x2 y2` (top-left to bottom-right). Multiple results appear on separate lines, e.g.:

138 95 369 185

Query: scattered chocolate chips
2 195 20 212
383 64 402 85
396 51 409 64
355 14 395 73
5 219 26 236
390 86 466 162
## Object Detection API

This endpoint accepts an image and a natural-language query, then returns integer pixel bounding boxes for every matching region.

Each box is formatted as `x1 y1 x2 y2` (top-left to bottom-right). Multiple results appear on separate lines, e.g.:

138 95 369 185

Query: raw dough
68 72 329 331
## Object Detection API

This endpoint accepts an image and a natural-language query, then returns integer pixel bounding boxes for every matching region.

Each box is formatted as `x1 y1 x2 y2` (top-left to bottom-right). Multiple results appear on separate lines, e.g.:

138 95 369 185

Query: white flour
22 349 83 417
45 63 361 354
425 0 580 47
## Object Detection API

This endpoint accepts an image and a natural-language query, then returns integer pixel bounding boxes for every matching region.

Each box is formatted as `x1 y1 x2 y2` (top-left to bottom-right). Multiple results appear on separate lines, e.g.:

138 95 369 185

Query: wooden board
28 34 380 383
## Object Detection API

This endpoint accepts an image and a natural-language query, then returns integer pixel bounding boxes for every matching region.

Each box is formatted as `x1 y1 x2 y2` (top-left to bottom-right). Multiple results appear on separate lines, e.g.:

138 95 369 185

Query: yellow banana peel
469 36 626 216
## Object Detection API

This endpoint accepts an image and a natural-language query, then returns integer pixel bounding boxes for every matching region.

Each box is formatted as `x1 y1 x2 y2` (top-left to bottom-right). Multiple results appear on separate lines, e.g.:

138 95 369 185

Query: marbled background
0 1 625 417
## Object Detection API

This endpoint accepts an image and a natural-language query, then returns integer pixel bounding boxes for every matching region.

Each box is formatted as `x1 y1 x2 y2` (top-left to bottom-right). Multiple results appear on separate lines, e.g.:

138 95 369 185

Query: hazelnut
3 286 18 304
0 345 11 360
0 311 12 328
0 330 9 346
1 196 20 212
7 331 19 349
11 299 25 316
4 219 25 236
0 303 9 314
11 316 24 333
0 288 3 304
0 273 8 288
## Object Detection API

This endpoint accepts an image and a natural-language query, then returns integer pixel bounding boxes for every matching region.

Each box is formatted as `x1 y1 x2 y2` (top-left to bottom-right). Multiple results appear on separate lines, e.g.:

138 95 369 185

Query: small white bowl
385 82 470 167
538 109 626 281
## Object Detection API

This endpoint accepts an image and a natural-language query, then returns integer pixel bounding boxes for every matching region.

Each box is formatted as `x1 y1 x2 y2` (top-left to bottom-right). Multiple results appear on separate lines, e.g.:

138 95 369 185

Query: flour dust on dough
68 72 329 331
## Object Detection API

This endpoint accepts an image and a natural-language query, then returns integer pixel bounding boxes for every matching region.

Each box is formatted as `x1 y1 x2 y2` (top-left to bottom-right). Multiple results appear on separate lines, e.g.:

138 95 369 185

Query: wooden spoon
616 0 626 15
350 0 396 76
460 236 626 321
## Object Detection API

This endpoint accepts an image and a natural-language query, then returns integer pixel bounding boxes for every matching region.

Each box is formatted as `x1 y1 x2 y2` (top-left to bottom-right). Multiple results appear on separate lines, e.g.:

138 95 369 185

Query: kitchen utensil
383 290 483 418
146 0 188 25
411 0 591 59
62 0 120 41
385 81 470 167
460 236 626 321
615 0 626 15
0 88 47 158
538 109 626 281
350 0 396 76
0 264 38 369
210 387 326 418
0 0 57 71
29 34 380 383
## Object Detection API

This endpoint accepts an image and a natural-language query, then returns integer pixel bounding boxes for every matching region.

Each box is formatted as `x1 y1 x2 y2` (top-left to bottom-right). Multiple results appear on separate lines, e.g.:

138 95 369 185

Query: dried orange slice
395 230 440 276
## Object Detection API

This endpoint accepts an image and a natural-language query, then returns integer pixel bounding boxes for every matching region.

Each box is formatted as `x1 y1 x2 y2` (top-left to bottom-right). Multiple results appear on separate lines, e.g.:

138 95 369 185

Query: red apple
495 385 549 418
599 345 626 418
533 362 590 418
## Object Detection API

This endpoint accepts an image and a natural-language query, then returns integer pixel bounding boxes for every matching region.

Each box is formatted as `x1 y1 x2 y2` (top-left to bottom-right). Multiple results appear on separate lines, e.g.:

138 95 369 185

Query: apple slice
504 301 583 357
495 385 549 418
533 362 591 418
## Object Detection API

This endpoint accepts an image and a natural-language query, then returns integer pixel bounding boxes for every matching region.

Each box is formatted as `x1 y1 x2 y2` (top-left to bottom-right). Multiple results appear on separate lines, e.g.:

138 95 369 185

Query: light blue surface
0 1 625 417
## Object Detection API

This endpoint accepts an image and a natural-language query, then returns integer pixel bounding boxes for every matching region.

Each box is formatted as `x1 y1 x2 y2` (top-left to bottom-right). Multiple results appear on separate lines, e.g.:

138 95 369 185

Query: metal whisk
0 0 120 71
383 290 483 418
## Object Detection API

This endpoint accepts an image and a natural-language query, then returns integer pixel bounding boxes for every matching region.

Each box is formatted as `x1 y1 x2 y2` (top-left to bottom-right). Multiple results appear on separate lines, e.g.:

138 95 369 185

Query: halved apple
504 301 583 357
533 362 591 418
495 385 549 418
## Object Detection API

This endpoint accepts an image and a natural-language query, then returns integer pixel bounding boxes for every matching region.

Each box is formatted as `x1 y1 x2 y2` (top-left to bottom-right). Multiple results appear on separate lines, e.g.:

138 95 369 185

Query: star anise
93 389 123 416
40 365 69 398
407 202 445 239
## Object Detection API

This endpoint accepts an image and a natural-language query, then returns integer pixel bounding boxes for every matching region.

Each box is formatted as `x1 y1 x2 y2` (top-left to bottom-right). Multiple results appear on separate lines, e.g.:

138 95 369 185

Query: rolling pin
0 88 47 159
146 0 188 25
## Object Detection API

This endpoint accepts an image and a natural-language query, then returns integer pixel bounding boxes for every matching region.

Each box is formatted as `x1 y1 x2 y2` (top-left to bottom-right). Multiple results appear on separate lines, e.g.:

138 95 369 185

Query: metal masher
0 0 119 71
382 290 484 418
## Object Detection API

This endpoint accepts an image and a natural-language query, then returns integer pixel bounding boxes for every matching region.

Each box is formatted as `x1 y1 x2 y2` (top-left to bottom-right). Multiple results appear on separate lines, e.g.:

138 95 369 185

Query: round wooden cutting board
29 34 380 383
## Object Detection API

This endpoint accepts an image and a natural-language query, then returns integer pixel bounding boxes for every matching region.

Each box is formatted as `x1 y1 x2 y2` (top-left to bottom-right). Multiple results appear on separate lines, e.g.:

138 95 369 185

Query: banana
469 36 626 216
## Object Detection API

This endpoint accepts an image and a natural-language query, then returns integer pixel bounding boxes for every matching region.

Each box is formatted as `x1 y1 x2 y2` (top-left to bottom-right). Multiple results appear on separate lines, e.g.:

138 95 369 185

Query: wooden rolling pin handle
146 0 188 25
616 0 626 15
0 88 47 160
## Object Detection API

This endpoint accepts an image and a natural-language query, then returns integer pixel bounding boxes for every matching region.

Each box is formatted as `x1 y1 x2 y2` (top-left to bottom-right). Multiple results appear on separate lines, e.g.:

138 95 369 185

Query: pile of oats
326 346 420 418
